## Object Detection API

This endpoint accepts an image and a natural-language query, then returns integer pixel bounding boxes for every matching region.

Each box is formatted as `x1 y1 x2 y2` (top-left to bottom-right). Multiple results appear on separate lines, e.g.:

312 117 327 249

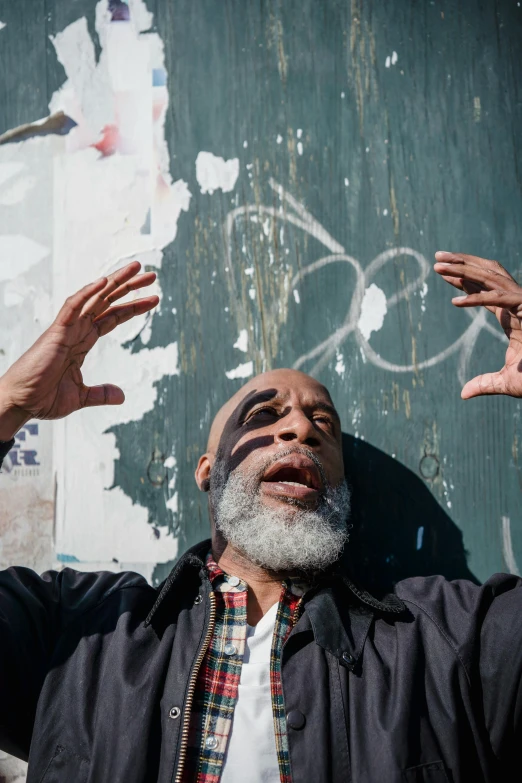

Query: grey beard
213 448 351 572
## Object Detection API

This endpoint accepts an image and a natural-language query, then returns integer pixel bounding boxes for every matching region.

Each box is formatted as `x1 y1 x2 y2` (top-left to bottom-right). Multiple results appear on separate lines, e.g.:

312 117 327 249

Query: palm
434 251 522 399
10 321 99 419
0 262 158 421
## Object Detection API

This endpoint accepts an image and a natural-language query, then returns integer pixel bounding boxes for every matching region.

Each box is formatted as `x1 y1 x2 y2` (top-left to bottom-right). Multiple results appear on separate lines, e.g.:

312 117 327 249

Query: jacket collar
144 539 210 626
144 538 407 628
298 587 374 671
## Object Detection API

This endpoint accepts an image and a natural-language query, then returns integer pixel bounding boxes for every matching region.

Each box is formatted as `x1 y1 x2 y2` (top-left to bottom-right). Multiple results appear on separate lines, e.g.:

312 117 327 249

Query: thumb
461 371 507 399
82 384 125 408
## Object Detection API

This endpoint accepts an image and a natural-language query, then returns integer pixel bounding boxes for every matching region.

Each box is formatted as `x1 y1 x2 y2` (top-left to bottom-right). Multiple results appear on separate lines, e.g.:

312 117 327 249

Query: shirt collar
205 551 248 593
204 550 310 597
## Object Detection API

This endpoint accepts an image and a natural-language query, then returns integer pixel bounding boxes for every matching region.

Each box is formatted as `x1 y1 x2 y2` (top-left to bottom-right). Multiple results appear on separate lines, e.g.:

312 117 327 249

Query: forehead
239 368 333 404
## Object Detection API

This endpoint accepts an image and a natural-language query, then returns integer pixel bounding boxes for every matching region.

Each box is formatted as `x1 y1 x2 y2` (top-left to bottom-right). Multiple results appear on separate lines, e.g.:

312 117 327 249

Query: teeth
279 480 309 488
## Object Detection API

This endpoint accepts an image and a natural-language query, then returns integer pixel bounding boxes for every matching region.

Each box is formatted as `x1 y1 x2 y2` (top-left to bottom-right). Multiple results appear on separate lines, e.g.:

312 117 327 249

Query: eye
313 415 333 428
246 406 278 422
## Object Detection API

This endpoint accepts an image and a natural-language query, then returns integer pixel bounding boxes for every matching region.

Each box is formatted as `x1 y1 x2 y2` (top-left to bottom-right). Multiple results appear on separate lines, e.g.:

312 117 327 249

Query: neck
212 534 285 626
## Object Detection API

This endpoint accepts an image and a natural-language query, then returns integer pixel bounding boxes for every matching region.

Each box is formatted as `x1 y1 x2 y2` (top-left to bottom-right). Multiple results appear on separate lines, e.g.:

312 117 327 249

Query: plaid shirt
182 553 306 783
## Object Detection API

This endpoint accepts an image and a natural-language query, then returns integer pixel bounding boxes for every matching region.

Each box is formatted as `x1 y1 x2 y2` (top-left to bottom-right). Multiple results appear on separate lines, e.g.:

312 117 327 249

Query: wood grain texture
0 0 521 592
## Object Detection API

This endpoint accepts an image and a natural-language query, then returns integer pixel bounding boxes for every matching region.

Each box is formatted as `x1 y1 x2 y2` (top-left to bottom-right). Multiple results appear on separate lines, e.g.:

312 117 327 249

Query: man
0 251 521 782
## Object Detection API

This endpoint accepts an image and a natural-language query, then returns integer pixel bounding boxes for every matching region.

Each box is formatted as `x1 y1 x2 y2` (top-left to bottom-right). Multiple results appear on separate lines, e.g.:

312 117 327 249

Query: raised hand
434 251 522 399
0 262 158 439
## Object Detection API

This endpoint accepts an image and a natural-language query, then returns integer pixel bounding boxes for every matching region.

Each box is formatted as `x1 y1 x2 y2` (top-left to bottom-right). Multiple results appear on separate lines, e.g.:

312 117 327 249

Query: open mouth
261 455 323 503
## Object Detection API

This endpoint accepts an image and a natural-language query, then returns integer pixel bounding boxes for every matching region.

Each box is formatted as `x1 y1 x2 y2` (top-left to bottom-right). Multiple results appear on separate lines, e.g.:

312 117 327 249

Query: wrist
0 389 31 441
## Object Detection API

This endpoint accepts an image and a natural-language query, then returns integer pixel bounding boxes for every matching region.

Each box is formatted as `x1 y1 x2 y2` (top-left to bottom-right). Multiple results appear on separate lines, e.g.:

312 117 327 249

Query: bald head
207 368 336 453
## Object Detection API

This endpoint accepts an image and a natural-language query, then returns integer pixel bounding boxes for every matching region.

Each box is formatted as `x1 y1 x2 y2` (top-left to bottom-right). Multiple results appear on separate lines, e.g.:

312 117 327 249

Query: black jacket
1 447 521 782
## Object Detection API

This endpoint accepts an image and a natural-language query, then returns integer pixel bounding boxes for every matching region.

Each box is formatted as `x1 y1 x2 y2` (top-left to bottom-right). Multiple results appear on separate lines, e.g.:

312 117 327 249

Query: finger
81 384 125 408
433 262 489 284
55 276 109 327
435 251 514 280
437 274 486 296
438 273 465 291
436 274 497 313
105 271 157 307
93 296 159 337
434 261 518 290
461 371 508 400
451 291 522 312
81 261 142 319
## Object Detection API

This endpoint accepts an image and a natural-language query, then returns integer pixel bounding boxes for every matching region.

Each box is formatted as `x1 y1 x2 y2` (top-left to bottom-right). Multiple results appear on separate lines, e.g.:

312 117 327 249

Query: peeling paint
0 162 25 186
0 0 187 573
233 329 249 353
0 236 50 282
502 516 520 576
225 361 254 380
357 283 388 340
195 151 239 195
0 174 37 205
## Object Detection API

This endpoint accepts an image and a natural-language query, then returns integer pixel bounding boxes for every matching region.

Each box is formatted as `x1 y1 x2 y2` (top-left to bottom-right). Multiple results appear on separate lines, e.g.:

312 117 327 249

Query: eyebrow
237 389 281 423
237 390 341 428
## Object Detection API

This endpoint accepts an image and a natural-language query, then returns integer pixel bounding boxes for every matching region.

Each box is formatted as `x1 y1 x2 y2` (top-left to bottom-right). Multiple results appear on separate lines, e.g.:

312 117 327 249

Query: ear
195 453 213 492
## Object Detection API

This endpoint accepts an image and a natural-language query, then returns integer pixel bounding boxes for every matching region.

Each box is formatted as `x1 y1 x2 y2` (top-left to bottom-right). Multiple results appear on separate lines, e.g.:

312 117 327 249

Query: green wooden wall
1 0 522 590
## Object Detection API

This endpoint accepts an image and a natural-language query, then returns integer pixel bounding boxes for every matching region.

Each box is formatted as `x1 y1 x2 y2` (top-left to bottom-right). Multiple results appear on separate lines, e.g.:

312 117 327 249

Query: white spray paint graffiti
224 178 506 379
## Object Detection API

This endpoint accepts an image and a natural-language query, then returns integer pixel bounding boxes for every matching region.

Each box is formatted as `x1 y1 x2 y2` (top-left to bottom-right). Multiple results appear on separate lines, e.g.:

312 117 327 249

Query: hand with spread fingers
0 262 159 440
434 250 522 399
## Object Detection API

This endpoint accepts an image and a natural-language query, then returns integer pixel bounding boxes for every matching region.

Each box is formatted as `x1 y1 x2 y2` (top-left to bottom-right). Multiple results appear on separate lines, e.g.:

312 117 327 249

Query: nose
275 408 321 448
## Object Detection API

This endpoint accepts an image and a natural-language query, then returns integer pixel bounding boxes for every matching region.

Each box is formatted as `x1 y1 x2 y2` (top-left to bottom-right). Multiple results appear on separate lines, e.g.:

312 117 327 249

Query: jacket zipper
292 596 304 627
174 590 216 783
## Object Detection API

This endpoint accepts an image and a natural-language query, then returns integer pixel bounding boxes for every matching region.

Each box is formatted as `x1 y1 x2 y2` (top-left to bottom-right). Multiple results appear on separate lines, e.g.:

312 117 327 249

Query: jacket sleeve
0 562 147 760
478 573 522 765
396 571 522 770
0 440 148 759
0 438 15 466
0 566 65 759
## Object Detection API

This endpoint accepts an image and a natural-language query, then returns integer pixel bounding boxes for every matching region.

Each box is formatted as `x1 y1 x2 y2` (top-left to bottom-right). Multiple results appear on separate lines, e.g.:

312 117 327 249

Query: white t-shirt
220 602 280 783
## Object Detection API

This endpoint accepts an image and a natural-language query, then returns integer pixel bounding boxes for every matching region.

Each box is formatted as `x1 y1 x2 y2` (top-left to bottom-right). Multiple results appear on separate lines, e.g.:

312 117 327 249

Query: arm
434 254 522 758
434 251 522 398
0 262 158 756
478 575 522 768
0 260 158 435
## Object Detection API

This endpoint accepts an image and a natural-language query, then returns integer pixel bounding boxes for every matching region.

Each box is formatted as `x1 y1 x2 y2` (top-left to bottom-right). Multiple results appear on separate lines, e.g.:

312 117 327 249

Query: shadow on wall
341 433 478 595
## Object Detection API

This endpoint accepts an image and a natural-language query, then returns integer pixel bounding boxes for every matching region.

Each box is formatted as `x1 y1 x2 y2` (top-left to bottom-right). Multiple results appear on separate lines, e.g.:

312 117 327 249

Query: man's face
210 371 344 504
197 370 350 572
